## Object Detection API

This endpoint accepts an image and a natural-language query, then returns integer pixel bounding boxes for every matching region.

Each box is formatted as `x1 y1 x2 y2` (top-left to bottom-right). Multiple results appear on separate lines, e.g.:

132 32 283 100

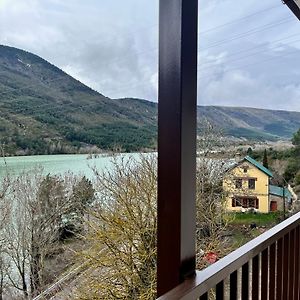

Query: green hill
0 45 300 155
0 45 157 155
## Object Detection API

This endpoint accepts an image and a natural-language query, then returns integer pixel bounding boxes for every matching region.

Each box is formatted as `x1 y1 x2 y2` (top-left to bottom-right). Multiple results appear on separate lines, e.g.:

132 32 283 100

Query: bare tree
74 155 157 300
4 169 43 298
0 227 10 300
196 121 234 269
0 155 11 299
4 169 89 298
195 157 233 269
71 125 234 298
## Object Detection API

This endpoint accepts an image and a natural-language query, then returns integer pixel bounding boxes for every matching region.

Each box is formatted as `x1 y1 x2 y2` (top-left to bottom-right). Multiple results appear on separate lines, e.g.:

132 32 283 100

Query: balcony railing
158 211 300 299
157 0 300 298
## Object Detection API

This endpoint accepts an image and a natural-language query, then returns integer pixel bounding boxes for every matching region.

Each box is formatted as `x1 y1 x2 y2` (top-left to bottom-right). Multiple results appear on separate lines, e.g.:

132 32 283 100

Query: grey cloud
0 0 300 111
199 42 300 111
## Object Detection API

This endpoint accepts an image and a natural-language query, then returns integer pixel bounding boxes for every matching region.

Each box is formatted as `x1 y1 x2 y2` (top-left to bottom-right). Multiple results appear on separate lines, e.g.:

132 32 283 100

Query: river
0 153 143 179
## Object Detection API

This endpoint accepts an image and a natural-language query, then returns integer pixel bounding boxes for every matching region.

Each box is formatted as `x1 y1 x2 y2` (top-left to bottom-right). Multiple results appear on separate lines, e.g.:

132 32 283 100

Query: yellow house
223 156 273 213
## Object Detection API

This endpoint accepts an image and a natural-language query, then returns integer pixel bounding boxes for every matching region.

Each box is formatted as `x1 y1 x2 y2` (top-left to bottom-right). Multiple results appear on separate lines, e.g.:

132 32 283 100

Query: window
249 198 255 208
232 198 242 207
235 179 242 189
248 179 256 190
232 197 259 209
248 198 259 209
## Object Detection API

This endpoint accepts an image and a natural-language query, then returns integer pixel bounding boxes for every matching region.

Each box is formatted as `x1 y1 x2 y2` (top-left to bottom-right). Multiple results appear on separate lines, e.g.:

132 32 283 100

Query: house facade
223 156 274 213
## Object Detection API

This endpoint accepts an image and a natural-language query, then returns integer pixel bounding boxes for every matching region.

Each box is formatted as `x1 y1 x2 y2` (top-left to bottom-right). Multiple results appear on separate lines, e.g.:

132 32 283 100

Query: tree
247 147 253 157
4 170 86 298
295 171 300 186
60 176 95 239
0 256 9 300
4 169 43 298
72 176 94 210
0 175 10 300
263 149 269 169
74 155 157 300
196 123 234 269
72 124 234 298
30 174 67 293
284 128 300 183
292 128 300 146
196 158 230 268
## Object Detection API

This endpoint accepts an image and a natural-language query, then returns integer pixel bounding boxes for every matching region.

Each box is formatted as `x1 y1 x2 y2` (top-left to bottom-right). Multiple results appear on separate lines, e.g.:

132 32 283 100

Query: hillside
199 106 300 141
0 45 157 155
0 45 300 155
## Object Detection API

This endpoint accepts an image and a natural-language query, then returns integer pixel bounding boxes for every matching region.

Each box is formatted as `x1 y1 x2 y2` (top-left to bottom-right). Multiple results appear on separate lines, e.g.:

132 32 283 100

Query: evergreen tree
72 176 95 211
59 176 95 240
263 149 269 169
284 128 300 183
247 147 253 157
292 128 300 146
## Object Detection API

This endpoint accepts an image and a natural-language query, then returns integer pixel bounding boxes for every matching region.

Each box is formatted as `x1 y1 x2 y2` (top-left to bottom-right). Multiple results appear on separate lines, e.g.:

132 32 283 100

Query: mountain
0 45 157 155
198 106 300 141
0 45 299 155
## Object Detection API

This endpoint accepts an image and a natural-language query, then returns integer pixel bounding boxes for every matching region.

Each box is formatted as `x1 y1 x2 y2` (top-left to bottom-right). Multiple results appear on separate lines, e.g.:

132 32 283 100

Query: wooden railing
158 211 300 299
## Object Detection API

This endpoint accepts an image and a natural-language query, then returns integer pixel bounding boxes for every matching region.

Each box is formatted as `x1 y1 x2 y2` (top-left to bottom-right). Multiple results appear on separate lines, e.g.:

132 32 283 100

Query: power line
2 30 299 110
197 47 300 83
0 4 291 97
199 4 283 35
0 4 297 113
85 7 292 68
2 41 299 117
200 18 294 51
198 37 300 73
75 47 300 99
198 32 300 65
106 17 295 69
1 40 297 116
0 16 294 102
4 46 300 119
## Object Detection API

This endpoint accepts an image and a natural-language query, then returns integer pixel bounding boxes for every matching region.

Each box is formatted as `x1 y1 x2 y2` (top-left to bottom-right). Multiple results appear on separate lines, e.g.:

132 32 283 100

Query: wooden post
157 0 198 296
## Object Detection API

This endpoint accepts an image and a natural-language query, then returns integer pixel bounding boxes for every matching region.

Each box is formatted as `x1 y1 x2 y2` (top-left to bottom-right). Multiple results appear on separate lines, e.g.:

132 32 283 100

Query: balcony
158 211 300 299
157 1 300 299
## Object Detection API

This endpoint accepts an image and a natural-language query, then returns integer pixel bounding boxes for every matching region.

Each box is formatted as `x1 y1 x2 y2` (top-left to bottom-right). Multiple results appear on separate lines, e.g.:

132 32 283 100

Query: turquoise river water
0 153 142 179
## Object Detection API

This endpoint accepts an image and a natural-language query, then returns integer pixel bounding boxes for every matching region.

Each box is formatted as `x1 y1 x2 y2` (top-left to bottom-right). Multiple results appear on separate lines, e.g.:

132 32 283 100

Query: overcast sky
1 0 300 111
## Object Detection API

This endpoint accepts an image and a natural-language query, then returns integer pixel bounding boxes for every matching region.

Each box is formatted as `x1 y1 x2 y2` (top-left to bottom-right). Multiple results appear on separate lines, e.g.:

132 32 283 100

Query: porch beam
157 0 198 296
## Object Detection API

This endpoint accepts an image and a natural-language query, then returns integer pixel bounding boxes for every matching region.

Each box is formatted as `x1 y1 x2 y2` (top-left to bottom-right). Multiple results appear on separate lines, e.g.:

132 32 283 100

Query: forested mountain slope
0 45 157 154
0 45 299 155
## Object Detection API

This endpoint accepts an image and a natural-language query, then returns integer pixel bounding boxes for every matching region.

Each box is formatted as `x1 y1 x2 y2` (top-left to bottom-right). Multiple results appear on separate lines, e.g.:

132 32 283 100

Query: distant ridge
0 45 299 155
198 105 300 140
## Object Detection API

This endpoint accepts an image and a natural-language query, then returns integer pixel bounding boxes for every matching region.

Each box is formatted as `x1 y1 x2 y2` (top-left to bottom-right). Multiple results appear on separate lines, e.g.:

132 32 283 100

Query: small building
223 156 293 213
269 185 293 211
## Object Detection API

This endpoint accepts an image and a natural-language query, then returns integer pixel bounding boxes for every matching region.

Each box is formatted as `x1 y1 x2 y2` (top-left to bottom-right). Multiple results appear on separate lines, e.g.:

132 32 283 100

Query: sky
1 0 300 111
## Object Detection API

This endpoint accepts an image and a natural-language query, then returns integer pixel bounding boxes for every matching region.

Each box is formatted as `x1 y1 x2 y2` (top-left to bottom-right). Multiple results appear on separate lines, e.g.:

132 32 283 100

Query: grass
230 212 282 226
226 212 282 250
230 228 262 249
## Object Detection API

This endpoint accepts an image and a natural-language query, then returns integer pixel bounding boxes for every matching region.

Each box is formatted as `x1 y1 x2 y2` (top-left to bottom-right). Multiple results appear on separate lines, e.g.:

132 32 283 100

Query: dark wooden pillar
157 0 198 297
284 0 300 20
